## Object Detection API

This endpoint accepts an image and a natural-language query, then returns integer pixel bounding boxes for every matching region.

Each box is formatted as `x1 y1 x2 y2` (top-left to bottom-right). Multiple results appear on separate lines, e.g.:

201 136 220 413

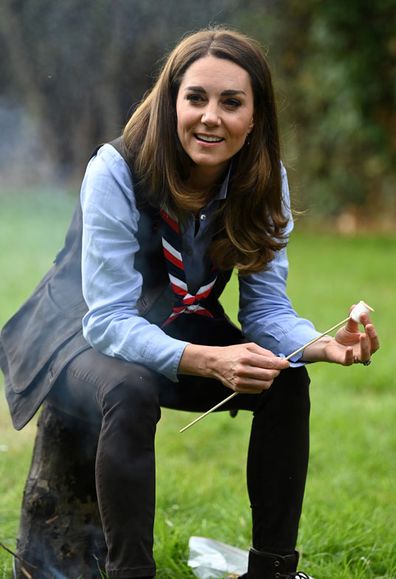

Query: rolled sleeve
80 144 188 381
238 165 320 363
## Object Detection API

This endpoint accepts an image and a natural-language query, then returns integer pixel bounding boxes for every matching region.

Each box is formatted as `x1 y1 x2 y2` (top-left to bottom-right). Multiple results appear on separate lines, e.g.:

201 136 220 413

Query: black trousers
48 316 311 578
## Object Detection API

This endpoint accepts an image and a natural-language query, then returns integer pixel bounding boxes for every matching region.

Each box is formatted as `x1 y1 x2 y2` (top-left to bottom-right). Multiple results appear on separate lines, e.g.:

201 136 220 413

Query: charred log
14 403 106 579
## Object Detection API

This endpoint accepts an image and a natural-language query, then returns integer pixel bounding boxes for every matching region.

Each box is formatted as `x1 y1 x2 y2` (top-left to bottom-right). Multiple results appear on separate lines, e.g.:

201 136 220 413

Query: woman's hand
302 311 380 365
179 342 289 393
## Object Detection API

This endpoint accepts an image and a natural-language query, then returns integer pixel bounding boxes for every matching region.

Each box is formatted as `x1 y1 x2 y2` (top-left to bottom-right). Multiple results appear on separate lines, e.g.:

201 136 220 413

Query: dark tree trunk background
14 403 106 579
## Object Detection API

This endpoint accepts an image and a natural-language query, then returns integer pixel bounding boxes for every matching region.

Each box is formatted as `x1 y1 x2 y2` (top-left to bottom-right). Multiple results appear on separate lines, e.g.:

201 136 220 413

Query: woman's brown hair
123 27 288 275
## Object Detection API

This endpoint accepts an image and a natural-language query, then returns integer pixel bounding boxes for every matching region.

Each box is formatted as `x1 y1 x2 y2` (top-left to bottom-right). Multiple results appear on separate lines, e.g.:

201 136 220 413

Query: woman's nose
201 105 220 126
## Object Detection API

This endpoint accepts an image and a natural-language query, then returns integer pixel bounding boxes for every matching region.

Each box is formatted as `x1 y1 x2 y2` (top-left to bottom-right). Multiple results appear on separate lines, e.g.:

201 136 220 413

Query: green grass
1 190 395 578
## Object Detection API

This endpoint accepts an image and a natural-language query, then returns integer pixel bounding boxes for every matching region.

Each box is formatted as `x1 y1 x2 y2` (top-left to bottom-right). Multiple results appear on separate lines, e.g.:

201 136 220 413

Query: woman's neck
187 163 228 198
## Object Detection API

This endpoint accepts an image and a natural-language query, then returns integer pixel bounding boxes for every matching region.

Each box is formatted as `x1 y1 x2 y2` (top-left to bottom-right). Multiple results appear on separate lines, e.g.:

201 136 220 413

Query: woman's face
176 55 254 187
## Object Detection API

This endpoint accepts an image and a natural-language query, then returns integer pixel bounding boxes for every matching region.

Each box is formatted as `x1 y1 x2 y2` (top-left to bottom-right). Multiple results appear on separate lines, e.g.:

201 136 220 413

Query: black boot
238 548 312 578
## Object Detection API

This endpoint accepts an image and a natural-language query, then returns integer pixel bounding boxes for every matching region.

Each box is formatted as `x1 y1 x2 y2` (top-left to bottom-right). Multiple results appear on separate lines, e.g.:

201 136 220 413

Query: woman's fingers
240 350 289 370
353 326 379 365
230 378 278 394
357 333 371 363
217 342 289 393
227 366 282 392
365 323 380 354
337 324 379 366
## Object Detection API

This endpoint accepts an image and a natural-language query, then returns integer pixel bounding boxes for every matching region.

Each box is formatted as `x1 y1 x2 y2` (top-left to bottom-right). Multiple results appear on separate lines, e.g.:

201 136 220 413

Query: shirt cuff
143 337 190 382
277 323 322 365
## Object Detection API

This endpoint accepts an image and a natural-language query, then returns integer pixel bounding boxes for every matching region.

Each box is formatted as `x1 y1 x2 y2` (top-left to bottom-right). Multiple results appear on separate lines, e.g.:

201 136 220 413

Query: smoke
0 98 57 187
46 566 69 579
0 0 249 189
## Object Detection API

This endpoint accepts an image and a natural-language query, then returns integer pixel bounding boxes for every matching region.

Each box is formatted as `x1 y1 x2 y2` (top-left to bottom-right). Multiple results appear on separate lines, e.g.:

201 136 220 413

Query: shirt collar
211 163 232 202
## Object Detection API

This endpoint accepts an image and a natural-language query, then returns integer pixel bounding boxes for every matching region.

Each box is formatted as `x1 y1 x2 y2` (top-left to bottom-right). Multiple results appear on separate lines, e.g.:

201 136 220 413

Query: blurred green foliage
243 0 395 216
0 0 394 217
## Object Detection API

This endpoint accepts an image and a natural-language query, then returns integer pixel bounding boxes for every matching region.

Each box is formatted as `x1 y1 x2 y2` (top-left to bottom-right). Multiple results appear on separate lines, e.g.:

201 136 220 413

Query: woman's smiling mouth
195 134 224 143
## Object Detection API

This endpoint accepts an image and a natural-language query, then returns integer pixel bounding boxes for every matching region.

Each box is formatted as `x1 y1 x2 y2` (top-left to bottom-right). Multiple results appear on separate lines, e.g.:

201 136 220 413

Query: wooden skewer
179 316 350 433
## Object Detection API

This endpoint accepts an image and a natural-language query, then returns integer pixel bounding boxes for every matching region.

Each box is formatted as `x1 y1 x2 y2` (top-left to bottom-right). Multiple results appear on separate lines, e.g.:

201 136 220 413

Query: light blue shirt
80 144 320 382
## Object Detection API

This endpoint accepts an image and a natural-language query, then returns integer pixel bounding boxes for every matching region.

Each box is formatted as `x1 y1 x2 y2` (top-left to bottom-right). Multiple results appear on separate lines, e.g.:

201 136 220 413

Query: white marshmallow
350 300 374 323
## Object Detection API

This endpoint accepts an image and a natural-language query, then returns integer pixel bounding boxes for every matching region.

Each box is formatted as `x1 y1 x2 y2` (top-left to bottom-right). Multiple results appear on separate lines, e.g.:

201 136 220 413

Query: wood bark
14 403 106 579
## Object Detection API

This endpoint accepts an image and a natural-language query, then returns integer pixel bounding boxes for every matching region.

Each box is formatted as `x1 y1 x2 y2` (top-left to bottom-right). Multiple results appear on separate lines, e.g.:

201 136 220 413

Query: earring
245 125 253 146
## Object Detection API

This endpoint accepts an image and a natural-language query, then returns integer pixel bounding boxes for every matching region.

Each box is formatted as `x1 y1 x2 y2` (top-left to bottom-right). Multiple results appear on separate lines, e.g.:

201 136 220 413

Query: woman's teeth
196 134 223 143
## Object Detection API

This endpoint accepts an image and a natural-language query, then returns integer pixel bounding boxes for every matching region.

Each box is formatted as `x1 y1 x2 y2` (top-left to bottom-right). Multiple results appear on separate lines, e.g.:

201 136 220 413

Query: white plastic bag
188 536 248 578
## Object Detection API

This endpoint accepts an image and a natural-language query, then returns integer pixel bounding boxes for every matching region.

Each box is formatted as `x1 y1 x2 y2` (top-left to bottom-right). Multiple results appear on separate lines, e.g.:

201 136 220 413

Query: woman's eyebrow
184 86 246 96
221 89 246 96
184 86 206 93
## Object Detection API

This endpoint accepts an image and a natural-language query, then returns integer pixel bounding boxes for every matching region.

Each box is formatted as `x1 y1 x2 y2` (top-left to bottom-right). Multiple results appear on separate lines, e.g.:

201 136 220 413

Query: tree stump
14 403 106 579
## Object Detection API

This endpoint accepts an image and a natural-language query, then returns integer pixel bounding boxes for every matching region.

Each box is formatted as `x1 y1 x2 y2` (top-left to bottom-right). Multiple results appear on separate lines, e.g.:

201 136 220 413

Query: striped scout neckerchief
160 208 217 326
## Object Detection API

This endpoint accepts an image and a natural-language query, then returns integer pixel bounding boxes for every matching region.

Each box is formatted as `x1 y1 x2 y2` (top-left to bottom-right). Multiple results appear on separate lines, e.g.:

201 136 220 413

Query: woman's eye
224 98 241 109
186 94 205 104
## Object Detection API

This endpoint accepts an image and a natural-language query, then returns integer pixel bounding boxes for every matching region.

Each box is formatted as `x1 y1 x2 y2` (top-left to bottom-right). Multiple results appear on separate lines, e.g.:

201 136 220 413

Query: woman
0 27 379 579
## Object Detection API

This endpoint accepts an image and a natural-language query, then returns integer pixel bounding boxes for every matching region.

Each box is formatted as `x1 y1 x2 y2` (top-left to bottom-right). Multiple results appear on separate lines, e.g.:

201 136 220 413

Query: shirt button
200 214 206 221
